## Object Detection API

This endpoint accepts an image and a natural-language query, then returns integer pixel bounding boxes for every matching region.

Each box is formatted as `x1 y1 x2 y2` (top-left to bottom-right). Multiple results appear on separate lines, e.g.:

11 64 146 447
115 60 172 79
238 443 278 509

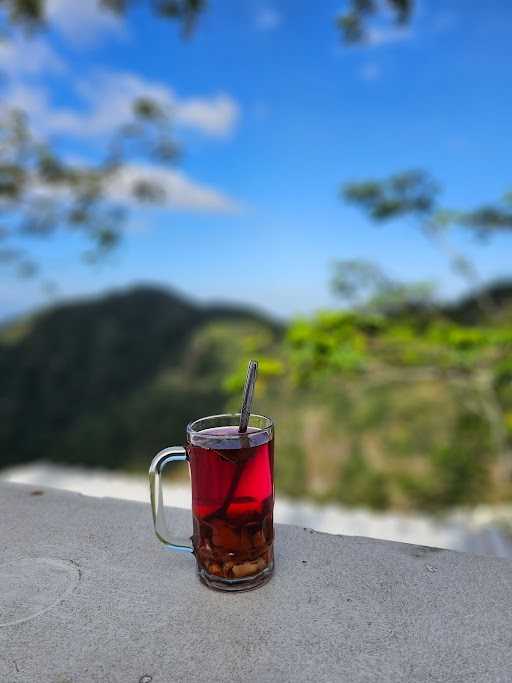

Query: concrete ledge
1 482 512 683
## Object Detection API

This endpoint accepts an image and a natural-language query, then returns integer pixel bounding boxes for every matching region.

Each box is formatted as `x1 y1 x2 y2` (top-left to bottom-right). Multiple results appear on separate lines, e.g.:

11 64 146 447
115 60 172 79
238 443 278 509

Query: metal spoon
238 360 258 433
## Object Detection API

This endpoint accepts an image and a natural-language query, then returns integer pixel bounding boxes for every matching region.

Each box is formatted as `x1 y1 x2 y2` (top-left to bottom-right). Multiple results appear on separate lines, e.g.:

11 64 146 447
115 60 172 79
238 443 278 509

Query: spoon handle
238 360 258 433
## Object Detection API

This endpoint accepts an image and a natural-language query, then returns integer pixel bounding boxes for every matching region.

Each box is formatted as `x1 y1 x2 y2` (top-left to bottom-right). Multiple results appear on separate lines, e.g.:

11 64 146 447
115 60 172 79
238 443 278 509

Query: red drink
189 426 274 588
149 413 275 592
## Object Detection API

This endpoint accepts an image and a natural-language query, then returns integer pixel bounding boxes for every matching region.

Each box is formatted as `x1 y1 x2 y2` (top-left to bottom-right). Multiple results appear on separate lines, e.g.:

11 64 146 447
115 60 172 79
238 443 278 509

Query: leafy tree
253 301 512 507
343 169 512 239
331 258 435 314
0 0 205 281
341 170 512 315
337 0 414 44
0 0 423 281
0 0 206 32
0 101 179 278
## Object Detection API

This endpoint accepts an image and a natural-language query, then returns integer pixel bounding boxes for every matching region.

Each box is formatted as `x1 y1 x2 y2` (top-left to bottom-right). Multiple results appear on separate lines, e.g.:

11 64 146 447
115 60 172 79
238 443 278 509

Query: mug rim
187 412 273 437
186 413 273 449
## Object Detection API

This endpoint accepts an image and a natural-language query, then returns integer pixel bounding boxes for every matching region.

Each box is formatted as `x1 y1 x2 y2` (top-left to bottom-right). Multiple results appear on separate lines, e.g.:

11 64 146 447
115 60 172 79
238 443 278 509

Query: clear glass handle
149 446 194 554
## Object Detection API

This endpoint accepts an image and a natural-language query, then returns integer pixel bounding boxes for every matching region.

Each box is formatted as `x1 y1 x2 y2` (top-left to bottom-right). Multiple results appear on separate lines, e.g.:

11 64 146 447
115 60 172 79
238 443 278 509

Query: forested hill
0 286 282 469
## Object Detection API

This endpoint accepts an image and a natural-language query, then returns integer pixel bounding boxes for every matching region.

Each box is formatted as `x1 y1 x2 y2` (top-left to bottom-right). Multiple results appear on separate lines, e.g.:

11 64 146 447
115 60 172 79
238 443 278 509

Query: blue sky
1 0 511 319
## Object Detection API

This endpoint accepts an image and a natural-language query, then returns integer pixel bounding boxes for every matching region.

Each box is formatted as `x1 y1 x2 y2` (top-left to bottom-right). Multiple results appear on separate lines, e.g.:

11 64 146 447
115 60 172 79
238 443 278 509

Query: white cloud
57 72 173 137
0 83 78 140
255 7 282 31
0 41 241 217
22 71 239 139
46 0 125 45
0 124 240 215
365 25 412 47
2 71 239 140
359 63 381 81
0 83 51 121
174 95 239 136
0 36 66 76
107 164 240 214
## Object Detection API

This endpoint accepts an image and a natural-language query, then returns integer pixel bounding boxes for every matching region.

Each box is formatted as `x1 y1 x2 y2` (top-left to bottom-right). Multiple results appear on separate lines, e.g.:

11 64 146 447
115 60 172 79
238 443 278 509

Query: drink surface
188 426 274 581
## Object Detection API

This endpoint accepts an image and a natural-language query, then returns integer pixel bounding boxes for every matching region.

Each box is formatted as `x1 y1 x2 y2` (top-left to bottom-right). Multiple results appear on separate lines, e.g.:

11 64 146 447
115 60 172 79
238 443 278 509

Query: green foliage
343 170 439 221
0 0 206 31
238 293 512 511
154 0 206 35
331 259 388 306
456 201 512 237
224 356 285 395
337 0 414 45
341 170 512 340
0 1 201 282
0 100 181 279
331 259 436 313
284 310 512 380
285 311 371 383
0 0 44 26
336 446 390 510
276 445 308 498
2 285 512 512
400 411 493 510
343 169 512 239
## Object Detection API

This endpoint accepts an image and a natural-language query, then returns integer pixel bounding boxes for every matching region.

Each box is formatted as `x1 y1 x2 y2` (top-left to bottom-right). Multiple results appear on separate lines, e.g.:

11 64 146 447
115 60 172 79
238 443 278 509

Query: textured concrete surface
1 482 512 683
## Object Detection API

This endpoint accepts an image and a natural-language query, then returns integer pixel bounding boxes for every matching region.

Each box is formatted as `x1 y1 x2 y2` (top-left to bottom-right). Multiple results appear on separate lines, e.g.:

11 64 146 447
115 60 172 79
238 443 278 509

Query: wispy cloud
255 7 282 31
66 71 239 139
46 0 125 45
0 83 58 129
357 3 455 48
108 164 241 214
0 36 66 76
3 71 240 140
174 94 240 136
365 25 412 47
1 79 242 216
0 27 241 217
4 132 241 215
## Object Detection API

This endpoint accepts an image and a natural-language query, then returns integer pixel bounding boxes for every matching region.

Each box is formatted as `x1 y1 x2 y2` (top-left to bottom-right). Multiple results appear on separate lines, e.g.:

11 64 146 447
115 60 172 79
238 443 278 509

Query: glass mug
149 413 274 592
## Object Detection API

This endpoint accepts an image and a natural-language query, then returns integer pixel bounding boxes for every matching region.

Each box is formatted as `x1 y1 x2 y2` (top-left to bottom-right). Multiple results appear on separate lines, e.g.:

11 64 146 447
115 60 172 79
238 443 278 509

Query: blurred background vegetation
2 276 511 512
1 0 511 514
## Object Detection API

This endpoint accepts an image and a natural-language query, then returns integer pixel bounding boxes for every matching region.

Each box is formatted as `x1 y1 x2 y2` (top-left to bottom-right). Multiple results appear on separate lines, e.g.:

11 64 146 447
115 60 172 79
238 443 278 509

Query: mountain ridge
0 285 282 469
